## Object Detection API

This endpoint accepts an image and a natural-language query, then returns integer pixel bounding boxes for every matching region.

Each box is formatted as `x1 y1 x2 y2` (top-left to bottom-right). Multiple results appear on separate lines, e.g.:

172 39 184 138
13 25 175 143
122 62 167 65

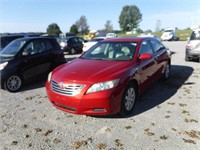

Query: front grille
51 80 85 96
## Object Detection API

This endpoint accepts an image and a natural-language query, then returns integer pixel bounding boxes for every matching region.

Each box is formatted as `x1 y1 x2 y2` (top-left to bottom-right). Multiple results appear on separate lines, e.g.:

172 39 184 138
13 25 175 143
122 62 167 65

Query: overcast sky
1 0 199 33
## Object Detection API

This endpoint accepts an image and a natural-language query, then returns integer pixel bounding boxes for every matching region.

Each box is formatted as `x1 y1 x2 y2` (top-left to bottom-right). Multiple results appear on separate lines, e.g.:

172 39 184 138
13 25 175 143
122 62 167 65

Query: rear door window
23 40 49 55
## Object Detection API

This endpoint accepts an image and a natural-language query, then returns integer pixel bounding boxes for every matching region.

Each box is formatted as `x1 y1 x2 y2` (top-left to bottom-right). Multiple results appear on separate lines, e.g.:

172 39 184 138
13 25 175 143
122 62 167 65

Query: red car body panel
45 37 171 115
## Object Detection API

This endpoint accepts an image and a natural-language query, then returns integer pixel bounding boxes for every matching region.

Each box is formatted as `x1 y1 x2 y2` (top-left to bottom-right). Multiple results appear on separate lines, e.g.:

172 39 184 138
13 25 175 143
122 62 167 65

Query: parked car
83 37 107 52
106 33 118 38
0 37 66 92
59 36 86 54
0 34 24 51
138 33 161 41
185 28 200 61
46 37 171 116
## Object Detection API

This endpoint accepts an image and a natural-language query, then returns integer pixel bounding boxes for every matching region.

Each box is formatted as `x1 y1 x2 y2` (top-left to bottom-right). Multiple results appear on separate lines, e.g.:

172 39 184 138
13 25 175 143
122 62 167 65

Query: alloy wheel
5 75 22 92
124 86 136 112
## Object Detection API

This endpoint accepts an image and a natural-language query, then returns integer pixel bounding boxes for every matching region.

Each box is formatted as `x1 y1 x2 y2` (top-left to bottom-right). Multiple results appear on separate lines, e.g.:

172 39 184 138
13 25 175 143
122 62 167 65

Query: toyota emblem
58 82 65 89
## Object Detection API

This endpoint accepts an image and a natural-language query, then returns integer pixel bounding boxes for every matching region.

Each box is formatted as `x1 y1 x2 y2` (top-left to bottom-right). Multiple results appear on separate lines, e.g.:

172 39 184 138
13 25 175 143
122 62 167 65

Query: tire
185 56 189 61
120 83 137 115
163 63 170 80
4 75 22 92
70 48 76 55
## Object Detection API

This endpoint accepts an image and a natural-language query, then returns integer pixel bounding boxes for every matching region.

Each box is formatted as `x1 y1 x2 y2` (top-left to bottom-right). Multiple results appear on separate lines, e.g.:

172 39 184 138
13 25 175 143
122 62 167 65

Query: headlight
0 62 8 70
47 72 52 82
86 79 120 94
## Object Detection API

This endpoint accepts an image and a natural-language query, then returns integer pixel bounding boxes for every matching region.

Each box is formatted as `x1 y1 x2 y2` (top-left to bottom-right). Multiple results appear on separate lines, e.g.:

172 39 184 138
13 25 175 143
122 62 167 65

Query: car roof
0 34 24 38
14 36 56 41
101 37 147 43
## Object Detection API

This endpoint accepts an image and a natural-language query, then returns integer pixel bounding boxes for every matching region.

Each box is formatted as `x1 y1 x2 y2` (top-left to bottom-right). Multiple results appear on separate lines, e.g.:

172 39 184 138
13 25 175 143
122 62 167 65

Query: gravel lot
0 41 200 150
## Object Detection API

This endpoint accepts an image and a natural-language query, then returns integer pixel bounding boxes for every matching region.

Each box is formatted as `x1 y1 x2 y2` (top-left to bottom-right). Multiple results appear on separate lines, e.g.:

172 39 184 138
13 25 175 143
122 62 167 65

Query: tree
119 5 142 32
75 16 89 35
104 20 113 32
145 29 152 33
136 28 143 33
46 23 62 36
70 24 78 35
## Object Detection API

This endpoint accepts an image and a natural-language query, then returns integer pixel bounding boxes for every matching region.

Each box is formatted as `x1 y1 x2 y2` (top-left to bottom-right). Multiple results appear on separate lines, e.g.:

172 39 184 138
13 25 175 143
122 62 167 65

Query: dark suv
0 37 66 92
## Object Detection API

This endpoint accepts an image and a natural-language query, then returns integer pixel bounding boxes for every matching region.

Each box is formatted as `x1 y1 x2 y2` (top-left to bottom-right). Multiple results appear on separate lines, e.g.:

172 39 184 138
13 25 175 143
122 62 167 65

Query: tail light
186 42 192 49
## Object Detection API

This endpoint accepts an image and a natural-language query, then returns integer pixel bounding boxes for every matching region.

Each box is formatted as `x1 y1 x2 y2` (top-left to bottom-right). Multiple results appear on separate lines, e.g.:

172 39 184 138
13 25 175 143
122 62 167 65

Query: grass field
118 29 193 41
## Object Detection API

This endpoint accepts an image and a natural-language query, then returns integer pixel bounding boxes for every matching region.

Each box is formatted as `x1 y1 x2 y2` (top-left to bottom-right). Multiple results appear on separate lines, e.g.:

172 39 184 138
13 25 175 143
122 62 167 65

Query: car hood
52 58 133 83
0 55 13 63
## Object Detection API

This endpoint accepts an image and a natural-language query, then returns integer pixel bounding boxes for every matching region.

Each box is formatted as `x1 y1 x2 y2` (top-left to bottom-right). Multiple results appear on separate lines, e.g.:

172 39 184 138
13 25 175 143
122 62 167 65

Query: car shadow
132 65 194 116
99 65 194 119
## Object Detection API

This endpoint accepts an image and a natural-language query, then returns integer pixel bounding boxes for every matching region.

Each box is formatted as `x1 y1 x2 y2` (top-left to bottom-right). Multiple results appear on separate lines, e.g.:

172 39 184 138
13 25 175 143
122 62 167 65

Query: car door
19 39 52 80
77 37 84 52
149 38 168 79
136 40 156 91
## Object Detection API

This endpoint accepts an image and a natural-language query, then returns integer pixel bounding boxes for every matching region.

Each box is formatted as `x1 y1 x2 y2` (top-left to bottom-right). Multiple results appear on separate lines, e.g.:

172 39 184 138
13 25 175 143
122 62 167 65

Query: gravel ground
0 41 200 150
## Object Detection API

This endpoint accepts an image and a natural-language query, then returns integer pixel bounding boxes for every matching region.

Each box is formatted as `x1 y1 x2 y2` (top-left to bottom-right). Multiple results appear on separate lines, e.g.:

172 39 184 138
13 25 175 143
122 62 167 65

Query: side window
77 38 84 43
150 39 165 52
138 40 154 55
70 38 76 43
24 42 34 55
45 40 53 50
23 40 48 55
191 31 200 40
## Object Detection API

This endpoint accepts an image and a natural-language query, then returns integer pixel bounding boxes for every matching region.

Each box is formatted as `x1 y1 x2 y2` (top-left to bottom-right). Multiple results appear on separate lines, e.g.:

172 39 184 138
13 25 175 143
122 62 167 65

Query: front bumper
45 81 122 116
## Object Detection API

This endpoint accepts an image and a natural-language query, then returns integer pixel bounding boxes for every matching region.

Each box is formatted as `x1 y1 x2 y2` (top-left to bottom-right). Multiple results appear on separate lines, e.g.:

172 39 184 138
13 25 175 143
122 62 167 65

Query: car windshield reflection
0 39 26 57
81 42 137 61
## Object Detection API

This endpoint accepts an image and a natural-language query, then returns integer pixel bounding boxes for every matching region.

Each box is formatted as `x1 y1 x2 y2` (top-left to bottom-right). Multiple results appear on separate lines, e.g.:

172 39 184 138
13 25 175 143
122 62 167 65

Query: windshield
0 39 26 57
81 42 137 61
165 30 173 32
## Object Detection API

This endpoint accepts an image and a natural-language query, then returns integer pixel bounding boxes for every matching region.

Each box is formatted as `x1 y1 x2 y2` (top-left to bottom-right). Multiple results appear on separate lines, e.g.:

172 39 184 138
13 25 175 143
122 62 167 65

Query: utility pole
198 0 200 27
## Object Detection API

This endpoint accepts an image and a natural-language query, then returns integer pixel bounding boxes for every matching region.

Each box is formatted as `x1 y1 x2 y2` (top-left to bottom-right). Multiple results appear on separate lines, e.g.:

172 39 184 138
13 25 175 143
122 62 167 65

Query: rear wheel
4 75 22 92
120 83 137 115
70 48 76 55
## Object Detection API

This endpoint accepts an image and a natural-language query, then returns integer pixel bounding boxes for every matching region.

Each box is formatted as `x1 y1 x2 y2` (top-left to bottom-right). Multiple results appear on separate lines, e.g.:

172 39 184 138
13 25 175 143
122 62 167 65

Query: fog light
93 108 106 112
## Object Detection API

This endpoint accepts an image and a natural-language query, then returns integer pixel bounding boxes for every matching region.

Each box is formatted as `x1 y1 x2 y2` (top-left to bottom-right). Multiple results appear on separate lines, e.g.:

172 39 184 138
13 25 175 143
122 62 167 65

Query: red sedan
46 37 171 116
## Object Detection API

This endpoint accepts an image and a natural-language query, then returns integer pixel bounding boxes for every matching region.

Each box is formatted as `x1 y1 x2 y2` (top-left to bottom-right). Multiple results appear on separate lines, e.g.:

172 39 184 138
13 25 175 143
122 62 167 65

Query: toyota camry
46 37 171 116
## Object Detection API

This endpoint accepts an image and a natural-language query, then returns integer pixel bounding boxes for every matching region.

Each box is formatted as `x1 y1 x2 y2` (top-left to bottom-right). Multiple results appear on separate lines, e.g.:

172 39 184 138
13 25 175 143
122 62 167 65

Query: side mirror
187 37 190 41
22 51 29 56
139 53 152 60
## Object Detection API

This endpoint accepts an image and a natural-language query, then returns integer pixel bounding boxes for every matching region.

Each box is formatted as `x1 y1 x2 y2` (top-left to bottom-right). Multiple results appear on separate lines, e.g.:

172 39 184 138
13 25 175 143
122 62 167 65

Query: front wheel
120 83 137 115
4 75 23 92
163 63 170 80
70 48 76 55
